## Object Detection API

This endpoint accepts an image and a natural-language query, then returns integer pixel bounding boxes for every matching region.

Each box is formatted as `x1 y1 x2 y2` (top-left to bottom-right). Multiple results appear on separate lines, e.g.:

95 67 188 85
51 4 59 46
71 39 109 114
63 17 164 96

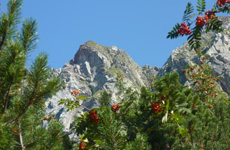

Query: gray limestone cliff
157 16 230 94
46 41 159 131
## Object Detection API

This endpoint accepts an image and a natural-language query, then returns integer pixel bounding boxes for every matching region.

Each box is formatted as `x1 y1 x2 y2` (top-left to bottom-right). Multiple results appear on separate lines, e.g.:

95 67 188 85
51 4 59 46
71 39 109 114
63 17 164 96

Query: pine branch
1 41 25 114
4 85 37 125
4 77 61 125
4 80 55 125
20 18 38 52
0 14 9 50
7 0 22 29
110 124 118 150
0 0 22 50
3 53 52 125
2 82 12 114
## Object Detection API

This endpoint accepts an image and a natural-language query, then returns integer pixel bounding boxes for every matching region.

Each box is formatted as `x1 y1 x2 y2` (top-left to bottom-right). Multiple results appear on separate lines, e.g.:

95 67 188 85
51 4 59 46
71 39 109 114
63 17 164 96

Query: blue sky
1 0 217 69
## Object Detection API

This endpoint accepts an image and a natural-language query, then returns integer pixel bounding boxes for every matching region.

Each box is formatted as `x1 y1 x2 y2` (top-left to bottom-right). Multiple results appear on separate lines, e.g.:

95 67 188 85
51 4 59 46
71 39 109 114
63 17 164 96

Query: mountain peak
47 41 159 130
84 40 119 51
70 41 157 87
84 40 103 47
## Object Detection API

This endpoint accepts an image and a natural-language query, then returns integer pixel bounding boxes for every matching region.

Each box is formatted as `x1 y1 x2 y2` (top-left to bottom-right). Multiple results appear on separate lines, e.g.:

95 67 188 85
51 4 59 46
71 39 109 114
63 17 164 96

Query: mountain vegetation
72 0 230 149
1 0 230 150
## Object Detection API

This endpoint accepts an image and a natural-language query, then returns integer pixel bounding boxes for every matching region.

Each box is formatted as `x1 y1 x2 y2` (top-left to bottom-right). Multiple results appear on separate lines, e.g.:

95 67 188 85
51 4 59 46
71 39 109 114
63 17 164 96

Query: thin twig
19 120 25 150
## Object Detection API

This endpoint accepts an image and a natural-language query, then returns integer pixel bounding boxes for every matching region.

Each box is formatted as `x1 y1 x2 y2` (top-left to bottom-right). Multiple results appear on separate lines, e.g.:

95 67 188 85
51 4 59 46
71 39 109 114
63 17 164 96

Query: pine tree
0 0 71 149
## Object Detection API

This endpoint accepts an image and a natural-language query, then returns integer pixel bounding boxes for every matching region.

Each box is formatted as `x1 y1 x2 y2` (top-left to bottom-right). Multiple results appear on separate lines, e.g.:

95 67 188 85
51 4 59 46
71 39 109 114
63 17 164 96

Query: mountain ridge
46 16 230 133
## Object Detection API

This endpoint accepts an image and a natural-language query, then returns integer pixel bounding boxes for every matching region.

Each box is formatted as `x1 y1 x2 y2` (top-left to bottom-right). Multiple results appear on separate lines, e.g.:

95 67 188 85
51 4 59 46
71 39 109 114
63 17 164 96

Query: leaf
219 5 230 14
182 2 194 25
167 23 181 39
187 25 203 49
161 90 169 96
178 124 189 137
212 3 218 11
178 108 191 114
205 17 223 33
189 12 199 19
162 111 168 123
197 0 206 14
74 103 79 108
58 99 68 105
175 102 188 108
77 95 87 100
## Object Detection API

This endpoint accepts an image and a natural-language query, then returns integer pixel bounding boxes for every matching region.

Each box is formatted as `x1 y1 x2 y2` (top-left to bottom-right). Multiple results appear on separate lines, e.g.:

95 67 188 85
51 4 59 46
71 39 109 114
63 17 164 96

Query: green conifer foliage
0 0 71 149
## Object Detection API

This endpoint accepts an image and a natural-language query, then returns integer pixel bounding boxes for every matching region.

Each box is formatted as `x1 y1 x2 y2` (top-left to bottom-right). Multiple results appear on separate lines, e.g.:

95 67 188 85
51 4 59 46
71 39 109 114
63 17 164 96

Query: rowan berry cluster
182 56 220 105
204 10 215 21
89 110 99 123
217 0 230 7
177 23 192 35
196 16 206 27
42 116 54 121
71 90 79 96
151 101 162 114
117 75 123 79
79 140 85 150
112 104 120 113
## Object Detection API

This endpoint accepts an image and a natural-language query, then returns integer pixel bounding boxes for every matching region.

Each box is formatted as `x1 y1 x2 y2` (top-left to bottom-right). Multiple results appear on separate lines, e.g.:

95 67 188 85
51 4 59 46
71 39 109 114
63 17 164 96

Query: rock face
46 41 159 131
157 16 230 94
46 16 230 132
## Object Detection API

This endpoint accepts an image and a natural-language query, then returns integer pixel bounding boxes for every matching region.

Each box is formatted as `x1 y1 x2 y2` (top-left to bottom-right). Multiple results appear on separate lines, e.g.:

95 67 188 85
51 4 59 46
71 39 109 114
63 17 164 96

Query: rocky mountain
45 40 159 132
157 16 230 94
46 16 230 134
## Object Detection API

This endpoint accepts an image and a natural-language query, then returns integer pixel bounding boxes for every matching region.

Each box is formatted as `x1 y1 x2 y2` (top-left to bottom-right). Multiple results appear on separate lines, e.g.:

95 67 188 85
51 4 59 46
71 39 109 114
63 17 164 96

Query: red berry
161 95 166 100
177 22 192 35
79 140 85 150
89 110 100 123
196 16 206 27
112 104 120 113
